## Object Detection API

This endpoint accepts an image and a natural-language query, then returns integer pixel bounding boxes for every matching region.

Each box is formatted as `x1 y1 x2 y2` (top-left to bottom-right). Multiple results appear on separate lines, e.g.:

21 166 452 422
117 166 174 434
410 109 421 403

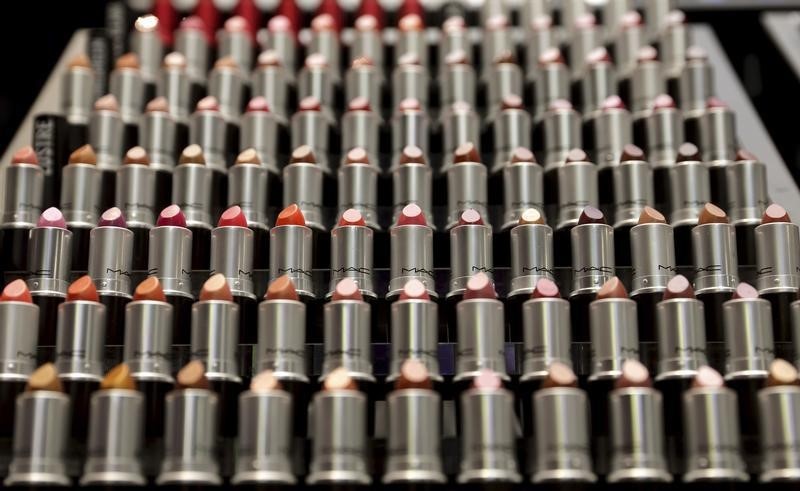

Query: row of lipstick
1 271 798 485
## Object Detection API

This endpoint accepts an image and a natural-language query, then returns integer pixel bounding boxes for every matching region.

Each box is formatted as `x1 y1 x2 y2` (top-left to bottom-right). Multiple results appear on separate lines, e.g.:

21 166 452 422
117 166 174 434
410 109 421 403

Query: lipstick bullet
60 144 101 271
351 15 384 70
116 146 156 271
728 148 770 265
56 276 107 456
388 204 435 301
581 47 617 119
309 14 341 85
61 54 94 150
1 146 44 272
446 143 489 230
397 13 427 69
156 361 221 485
208 56 246 128
189 96 230 216
592 95 633 207
291 97 333 174
174 16 211 100
646 94 684 205
486 53 524 124
109 53 145 146
329 209 376 327
79 364 145 486
228 148 270 269
554 149 599 266
683 366 748 482
661 10 689 98
4 364 71 487
724 281 775 473
173 144 213 270
680 46 715 145
756 204 800 349
490 95 531 173
525 15 555 88
88 95 123 211
263 15 296 84
458 370 521 484
388 280 441 388
391 145 433 228
391 98 430 170
613 144 655 265
541 99 581 176
587 277 640 478
383 360 446 485
123 277 173 448
231 371 296 485
758 359 800 482
533 48 569 125
218 15 254 73
439 49 477 111
307 369 371 485
139 97 178 214
692 203 739 343
251 50 290 127
392 53 430 113
702 97 738 207
0 280 39 440
131 14 163 99
670 142 711 265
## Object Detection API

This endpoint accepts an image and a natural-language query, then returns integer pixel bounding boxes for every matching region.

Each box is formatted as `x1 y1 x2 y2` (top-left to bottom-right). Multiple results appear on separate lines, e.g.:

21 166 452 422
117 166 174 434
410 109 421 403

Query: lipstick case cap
758 385 800 482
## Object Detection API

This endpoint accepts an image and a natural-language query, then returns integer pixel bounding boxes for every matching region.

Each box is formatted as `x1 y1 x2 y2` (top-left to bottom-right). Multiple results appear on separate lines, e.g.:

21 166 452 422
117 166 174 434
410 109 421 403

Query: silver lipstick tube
543 107 581 172
662 16 688 79
442 28 471 67
228 163 269 228
655 298 708 378
608 388 672 482
557 161 599 230
123 299 174 381
61 163 101 227
139 110 177 171
391 163 433 225
157 65 191 125
448 222 493 297
232 389 296 484
210 226 255 300
383 389 446 484
131 27 162 86
89 109 124 171
571 223 615 297
509 223 554 297
691 223 739 295
455 298 508 382
191 300 240 383
758 385 800 482
615 23 643 79
701 106 737 162
755 221 800 294
723 297 774 378
669 161 710 227
80 389 145 485
257 298 307 382
534 64 569 123
321 299 373 381
388 224 435 298
440 65 477 109
595 108 633 170
0 301 39 381
487 64 524 120
589 298 639 380
683 386 748 482
329 224 375 297
398 30 427 69
647 107 683 168
88 225 134 297
391 110 429 169
604 0 633 41
351 29 383 69
263 30 295 83
392 64 429 112
447 162 489 229
116 163 156 228
457 386 521 483
148 225 193 298
344 65 382 113
533 387 596 483
174 28 209 85
582 61 617 116
491 108 531 172
55 300 107 380
570 25 600 82
218 31 253 73
110 68 144 125
631 61 665 118
27 226 73 296
525 23 555 84
520 296 571 381
680 57 714 117
251 64 289 125
172 163 213 229
290 111 331 173
630 223 676 296
283 162 324 231
5 391 71 486
613 160 654 228
342 110 381 165
189 110 227 172
441 108 480 171
2 163 43 226
502 161 544 230
792 301 800 367
269 224 314 298
726 159 769 226
298 66 335 118
307 389 370 485
61 66 94 126
309 33 341 84
481 29 512 77
156 389 221 485
240 111 280 175
388 298 441 382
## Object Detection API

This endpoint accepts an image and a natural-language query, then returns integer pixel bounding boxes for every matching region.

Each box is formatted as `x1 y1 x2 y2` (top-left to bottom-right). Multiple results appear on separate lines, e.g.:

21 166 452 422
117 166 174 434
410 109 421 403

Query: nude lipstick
1 146 44 272
116 147 156 270
283 146 327 267
228 148 270 269
501 147 544 233
239 98 280 187
27 207 73 346
172 144 213 270
109 53 145 148
341 100 381 171
88 95 124 210
388 204 436 300
60 144 101 271
61 54 94 150
188 97 229 216
155 52 190 152
208 56 245 125
140 96 179 213
338 147 380 232
251 51 290 128
291 97 333 177
758 359 800 482
646 94 684 205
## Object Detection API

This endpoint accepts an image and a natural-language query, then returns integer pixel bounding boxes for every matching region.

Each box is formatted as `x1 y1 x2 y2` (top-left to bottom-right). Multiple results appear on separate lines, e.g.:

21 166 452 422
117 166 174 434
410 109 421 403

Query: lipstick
391 98 430 170
298 54 336 122
724 281 775 473
139 97 178 214
173 17 210 104
173 144 213 270
240 98 280 184
525 15 555 88
662 11 689 97
397 13 427 69
392 53 430 114
4 364 71 487
307 369 371 485
681 47 714 145
342 99 381 169
351 16 384 71
457 370 521 484
613 144 655 265
447 209 493 320
264 15 296 83
87 94 123 221
156 361 221 485
189 97 229 215
391 146 433 227
446 143 489 230
568 13 600 89
490 94 531 173
486 53 524 125
60 144 101 271
501 148 544 231
613 11 645 84
541 99 581 177
592 95 634 207
646 94 684 205
532 363 596 483
728 148 770 265
231 371 296 485
581 47 617 118
0 280 39 440
270 204 315 307
79 364 145 486
56 276 107 455
252 50 290 127
758 359 800 482
388 279 441 388
683 366 748 482
345 57 383 120
692 203 739 342
383 360 446 484
440 49 477 111
228 148 270 269
218 15 254 73
109 53 145 147
670 143 711 265
554 149 598 265
654 275 708 475
283 145 326 259
388 204 435 301
587 277 640 478
61 54 94 149
291 97 333 174
630 46 666 138
1 146 44 272
309 14 341 85
533 48 569 125
131 14 163 99
210 205 256 344
208 56 246 129
481 14 513 77
191 274 242 459
123 277 173 446
115 147 155 271
702 98 738 207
